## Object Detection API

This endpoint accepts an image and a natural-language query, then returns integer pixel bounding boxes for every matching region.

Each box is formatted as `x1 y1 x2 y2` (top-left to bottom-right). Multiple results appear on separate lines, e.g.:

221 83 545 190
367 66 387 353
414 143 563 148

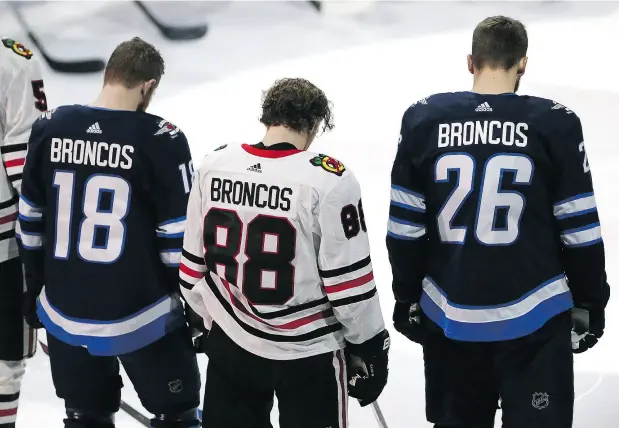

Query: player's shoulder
402 92 477 126
521 95 580 122
298 149 358 193
195 142 244 174
138 112 186 143
0 37 37 70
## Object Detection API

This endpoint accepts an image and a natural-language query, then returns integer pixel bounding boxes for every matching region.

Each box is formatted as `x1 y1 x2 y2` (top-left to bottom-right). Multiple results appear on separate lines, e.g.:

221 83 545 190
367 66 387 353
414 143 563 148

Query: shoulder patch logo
214 144 228 151
154 119 180 138
551 101 573 114
2 38 33 59
310 154 346 176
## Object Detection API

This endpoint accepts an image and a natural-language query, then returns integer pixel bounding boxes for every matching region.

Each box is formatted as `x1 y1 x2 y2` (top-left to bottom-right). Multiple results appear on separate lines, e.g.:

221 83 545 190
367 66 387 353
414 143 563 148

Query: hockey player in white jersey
0 37 46 428
181 78 389 428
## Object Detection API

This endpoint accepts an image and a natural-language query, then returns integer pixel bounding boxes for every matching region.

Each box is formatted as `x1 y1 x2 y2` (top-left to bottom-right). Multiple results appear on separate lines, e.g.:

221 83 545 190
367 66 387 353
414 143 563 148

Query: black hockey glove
345 329 390 407
185 305 209 353
393 301 426 344
22 290 43 329
571 307 605 354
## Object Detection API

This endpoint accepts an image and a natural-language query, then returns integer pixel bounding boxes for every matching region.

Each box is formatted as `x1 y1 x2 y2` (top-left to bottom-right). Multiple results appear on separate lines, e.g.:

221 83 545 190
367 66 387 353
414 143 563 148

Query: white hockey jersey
0 37 45 262
180 142 385 360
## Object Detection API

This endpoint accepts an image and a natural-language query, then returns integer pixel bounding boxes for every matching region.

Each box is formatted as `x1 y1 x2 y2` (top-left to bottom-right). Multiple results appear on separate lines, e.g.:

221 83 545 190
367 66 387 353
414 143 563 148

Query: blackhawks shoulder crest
310 154 346 176
2 38 33 59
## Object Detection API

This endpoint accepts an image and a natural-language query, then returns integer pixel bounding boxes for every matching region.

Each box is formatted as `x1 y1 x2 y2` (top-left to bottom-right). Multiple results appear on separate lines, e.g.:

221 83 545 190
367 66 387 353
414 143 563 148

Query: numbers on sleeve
579 142 590 173
179 160 195 194
203 209 296 306
53 172 131 263
340 199 367 239
434 153 534 246
31 80 47 112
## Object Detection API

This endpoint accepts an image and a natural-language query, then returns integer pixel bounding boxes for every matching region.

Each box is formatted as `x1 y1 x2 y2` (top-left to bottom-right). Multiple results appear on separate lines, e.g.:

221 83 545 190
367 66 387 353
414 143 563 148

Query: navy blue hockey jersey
387 92 608 342
17 105 193 355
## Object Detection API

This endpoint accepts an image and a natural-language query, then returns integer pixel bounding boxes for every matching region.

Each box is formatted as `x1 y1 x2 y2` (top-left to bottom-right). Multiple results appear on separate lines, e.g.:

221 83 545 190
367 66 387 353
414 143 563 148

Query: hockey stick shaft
8 2 105 73
371 401 389 428
38 340 150 426
134 1 207 40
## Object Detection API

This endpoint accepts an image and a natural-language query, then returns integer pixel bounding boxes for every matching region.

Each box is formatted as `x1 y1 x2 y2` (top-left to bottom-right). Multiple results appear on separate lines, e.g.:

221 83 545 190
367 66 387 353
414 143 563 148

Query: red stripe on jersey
180 263 204 279
4 158 25 168
0 212 17 225
0 408 17 417
241 144 301 158
326 272 374 294
220 278 331 330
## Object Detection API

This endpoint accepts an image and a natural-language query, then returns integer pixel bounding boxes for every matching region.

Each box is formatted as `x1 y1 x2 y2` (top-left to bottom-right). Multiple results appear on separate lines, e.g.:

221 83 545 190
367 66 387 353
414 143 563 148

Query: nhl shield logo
532 392 549 410
168 379 183 394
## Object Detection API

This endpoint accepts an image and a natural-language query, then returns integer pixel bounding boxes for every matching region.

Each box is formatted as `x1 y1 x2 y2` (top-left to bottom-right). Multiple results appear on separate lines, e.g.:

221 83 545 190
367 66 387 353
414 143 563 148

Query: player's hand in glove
393 301 425 344
22 290 43 329
571 307 604 354
185 305 209 353
345 329 390 407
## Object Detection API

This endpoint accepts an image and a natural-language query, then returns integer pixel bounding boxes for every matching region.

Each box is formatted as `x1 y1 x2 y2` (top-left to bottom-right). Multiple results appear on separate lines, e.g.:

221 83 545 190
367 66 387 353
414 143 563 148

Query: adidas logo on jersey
86 122 102 134
475 102 493 112
247 163 262 173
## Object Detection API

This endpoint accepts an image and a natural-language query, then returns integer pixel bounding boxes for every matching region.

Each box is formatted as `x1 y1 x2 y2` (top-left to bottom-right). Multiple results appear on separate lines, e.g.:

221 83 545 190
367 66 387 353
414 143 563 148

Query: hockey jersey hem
38 289 185 356
420 274 574 341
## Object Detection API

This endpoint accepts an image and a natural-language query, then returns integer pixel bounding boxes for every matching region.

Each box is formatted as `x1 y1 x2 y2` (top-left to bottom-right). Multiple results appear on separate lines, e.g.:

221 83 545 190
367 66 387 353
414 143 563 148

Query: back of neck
472 69 517 95
90 85 139 111
261 126 308 151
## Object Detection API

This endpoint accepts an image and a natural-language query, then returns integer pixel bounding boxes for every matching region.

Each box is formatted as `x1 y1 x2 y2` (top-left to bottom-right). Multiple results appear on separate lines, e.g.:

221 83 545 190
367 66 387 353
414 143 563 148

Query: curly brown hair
260 78 334 135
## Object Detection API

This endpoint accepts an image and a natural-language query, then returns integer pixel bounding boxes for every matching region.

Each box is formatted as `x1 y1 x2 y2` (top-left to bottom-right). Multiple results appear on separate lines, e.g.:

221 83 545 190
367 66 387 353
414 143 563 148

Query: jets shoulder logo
154 119 181 138
309 154 346 176
2 38 33 59
551 101 573 114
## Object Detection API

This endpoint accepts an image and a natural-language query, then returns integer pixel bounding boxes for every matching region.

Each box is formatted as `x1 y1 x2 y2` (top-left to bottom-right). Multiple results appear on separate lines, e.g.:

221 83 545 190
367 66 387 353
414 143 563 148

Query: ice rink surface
1 1 618 426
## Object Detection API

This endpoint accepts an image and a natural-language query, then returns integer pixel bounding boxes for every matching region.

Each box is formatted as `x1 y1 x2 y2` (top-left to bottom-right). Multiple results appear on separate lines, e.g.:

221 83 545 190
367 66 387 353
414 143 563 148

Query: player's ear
517 57 527 76
467 55 475 75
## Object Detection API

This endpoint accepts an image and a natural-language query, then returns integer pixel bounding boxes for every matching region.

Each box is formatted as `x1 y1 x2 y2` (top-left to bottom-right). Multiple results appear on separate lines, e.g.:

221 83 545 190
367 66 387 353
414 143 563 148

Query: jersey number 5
53 171 130 263
435 153 533 246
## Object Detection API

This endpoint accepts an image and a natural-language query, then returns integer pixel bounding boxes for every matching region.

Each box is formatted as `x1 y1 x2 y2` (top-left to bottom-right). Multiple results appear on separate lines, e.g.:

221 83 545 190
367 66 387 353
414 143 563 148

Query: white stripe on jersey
422 276 569 323
560 223 602 247
390 185 426 212
553 193 597 219
387 217 426 240
157 217 186 238
18 196 43 221
38 288 181 338
160 250 181 266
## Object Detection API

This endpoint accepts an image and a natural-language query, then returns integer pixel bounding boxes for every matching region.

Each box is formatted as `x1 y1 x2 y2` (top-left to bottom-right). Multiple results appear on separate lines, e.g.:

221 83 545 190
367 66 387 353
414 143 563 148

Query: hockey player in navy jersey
387 16 609 428
17 38 200 428
180 78 389 428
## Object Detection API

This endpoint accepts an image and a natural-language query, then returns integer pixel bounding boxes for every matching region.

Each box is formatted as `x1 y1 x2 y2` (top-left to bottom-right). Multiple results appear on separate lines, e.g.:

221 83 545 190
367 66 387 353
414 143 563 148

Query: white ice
2 1 618 427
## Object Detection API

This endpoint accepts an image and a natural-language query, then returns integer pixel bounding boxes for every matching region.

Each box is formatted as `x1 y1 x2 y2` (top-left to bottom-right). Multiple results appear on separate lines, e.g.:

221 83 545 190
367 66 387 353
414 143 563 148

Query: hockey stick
38 340 150 427
8 2 106 73
134 1 207 41
371 401 389 428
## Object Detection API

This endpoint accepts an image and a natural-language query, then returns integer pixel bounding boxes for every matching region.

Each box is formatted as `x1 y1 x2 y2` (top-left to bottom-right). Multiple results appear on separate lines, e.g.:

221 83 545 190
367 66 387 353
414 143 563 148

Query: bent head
468 16 528 92
260 78 334 150
103 37 165 111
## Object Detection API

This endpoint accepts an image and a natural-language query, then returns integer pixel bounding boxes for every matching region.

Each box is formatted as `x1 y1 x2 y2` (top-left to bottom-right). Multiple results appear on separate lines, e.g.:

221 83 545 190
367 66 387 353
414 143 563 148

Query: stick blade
160 24 208 41
28 32 106 73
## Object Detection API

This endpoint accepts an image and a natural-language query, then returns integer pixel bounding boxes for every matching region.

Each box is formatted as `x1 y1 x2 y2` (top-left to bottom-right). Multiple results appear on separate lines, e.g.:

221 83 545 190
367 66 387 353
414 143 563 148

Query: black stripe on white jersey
205 274 342 342
319 255 371 278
